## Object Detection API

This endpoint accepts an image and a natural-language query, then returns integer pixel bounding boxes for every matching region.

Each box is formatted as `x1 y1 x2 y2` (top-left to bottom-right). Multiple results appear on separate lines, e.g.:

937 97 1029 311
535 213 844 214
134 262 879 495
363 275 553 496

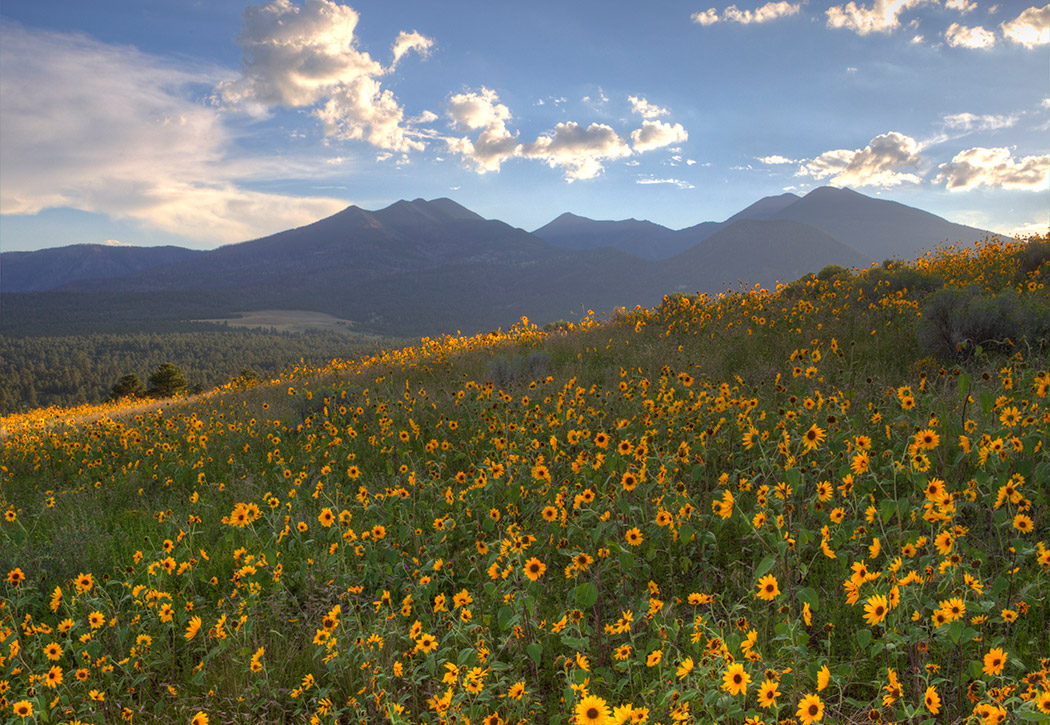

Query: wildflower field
2 236 1049 725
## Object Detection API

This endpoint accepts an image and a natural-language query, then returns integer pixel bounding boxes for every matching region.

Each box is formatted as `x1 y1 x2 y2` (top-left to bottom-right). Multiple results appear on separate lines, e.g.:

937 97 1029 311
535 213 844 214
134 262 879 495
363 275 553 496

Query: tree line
0 328 401 414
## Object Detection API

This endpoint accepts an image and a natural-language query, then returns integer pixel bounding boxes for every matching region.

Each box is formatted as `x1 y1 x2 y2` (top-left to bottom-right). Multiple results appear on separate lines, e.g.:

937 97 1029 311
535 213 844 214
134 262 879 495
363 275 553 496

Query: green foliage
816 264 852 282
858 261 943 300
1011 237 1050 284
109 373 146 400
917 286 1050 360
0 328 403 414
147 362 188 398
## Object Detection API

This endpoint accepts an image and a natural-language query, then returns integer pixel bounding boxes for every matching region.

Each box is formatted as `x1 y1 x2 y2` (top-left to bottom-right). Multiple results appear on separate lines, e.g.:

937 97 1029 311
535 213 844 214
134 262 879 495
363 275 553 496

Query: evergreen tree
147 363 188 398
110 373 146 400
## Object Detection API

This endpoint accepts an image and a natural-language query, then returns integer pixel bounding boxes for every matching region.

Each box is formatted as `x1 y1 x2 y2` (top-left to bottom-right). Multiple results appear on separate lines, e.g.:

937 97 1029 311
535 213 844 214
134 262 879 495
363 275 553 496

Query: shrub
1011 237 1050 284
486 351 551 389
917 286 1050 359
816 264 852 282
110 373 146 400
859 264 943 301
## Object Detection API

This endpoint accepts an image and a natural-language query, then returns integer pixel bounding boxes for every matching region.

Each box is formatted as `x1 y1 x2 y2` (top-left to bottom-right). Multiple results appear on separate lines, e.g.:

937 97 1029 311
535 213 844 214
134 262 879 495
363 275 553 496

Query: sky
1 0 1047 252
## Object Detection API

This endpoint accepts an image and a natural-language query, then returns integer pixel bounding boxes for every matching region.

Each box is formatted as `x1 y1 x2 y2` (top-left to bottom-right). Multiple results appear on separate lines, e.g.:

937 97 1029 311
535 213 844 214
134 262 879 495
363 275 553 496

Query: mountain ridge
1 187 999 338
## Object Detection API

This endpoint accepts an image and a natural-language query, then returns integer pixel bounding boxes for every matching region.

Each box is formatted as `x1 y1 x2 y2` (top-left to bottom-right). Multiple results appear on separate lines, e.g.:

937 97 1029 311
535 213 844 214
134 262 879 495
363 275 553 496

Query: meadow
1 235 1048 725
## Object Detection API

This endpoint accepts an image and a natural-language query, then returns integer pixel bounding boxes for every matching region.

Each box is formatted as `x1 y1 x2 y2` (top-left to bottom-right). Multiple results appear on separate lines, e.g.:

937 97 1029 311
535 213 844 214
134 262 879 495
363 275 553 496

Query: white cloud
1006 219 1050 237
444 88 687 179
945 22 996 47
756 154 797 164
825 0 931 35
636 177 696 189
691 8 721 24
1000 4 1050 47
391 30 433 67
798 132 924 187
522 122 633 181
935 147 1049 191
630 120 689 152
216 0 432 152
628 95 669 119
104 239 133 247
0 23 346 244
692 2 800 25
945 0 977 12
941 112 1018 131
444 87 520 173
724 1 802 23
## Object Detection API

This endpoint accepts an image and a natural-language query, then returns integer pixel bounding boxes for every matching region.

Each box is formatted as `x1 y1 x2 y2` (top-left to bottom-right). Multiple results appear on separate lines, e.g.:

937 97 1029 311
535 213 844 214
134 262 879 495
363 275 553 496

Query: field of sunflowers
2 235 1048 724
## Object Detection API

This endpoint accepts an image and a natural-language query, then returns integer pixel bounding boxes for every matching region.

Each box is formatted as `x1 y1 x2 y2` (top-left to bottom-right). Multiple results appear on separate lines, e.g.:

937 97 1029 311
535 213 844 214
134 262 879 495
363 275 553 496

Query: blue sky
1 0 1047 252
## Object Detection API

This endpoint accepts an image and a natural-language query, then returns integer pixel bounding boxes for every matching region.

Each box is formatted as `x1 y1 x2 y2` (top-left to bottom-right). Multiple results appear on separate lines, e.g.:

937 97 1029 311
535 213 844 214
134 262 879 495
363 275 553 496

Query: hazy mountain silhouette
2 188 997 337
532 213 691 260
534 187 990 262
2 244 202 292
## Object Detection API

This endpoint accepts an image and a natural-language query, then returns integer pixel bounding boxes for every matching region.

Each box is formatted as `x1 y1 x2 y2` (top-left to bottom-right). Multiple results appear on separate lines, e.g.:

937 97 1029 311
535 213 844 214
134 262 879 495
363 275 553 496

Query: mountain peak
378 198 484 224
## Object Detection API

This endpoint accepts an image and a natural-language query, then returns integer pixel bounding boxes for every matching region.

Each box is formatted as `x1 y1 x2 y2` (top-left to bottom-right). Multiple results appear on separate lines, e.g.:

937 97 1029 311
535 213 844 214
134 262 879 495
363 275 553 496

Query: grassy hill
1 235 1048 724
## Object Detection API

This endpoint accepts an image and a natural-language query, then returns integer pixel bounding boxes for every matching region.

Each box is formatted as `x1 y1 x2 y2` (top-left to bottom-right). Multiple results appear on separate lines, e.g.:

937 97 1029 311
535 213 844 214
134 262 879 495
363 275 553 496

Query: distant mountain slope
534 187 991 264
662 218 873 293
1 189 999 339
61 198 553 292
1 244 202 293
532 213 691 260
721 192 801 225
769 187 991 261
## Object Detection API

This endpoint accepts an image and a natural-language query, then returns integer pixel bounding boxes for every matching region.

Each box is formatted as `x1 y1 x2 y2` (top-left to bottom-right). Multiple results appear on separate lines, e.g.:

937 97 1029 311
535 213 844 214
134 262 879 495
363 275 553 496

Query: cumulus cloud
945 22 996 47
944 0 976 12
0 23 347 245
522 122 633 181
630 120 689 152
444 87 520 173
756 154 797 164
1001 4 1050 47
692 1 800 25
724 1 802 23
443 88 687 180
825 0 931 35
935 147 1049 190
798 132 924 187
691 8 721 24
628 95 669 119
216 0 432 152
391 30 433 66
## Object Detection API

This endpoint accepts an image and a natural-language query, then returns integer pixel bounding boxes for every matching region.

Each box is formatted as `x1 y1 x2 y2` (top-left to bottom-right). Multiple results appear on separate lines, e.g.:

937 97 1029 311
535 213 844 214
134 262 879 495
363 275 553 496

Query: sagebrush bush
917 285 1050 359
485 351 551 389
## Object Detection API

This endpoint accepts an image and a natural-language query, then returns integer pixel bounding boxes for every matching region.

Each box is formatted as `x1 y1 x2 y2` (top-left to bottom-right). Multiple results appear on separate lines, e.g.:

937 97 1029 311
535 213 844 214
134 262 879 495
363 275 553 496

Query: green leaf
575 581 599 609
527 642 543 665
786 468 800 488
679 523 695 542
1019 709 1049 721
755 555 777 578
856 629 872 649
560 635 590 650
880 498 896 524
980 390 994 414
958 373 970 399
799 587 819 609
497 605 516 631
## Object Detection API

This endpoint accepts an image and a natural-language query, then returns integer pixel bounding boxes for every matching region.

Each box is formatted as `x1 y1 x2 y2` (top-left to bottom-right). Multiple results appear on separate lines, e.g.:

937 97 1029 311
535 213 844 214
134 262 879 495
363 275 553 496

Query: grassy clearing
193 310 363 335
1 235 1048 725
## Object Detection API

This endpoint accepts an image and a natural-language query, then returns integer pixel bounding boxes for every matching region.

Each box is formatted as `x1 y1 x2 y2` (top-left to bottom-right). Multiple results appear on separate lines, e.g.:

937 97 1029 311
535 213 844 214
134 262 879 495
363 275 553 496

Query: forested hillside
0 328 401 413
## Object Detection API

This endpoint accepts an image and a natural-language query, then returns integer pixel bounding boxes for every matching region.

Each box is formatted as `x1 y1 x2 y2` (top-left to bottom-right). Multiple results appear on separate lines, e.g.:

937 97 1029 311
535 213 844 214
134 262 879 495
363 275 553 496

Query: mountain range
1 186 994 338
